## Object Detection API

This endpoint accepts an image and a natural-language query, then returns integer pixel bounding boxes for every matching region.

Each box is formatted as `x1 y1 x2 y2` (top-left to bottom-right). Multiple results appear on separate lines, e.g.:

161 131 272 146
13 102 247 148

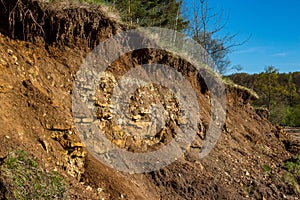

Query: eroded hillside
0 0 299 199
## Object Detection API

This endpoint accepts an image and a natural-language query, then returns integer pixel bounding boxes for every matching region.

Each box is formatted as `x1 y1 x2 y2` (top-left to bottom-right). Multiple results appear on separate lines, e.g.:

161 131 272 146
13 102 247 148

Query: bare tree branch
190 0 250 74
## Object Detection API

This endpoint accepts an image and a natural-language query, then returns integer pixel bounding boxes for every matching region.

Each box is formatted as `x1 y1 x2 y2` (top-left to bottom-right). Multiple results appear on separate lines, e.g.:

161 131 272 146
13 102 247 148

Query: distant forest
229 68 300 127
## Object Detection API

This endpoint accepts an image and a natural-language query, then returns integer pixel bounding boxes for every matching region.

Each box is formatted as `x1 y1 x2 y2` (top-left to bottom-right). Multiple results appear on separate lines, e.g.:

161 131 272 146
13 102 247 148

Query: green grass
262 164 271 173
0 149 67 199
283 155 300 177
282 155 300 194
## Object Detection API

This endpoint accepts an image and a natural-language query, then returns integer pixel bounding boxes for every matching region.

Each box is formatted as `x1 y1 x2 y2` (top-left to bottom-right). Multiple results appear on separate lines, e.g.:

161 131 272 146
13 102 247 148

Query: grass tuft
262 164 271 173
282 155 300 194
0 149 67 199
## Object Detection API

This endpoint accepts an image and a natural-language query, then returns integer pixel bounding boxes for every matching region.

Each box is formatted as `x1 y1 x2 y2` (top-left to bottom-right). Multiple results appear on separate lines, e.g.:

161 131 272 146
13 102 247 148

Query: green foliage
283 173 300 194
106 0 188 31
283 155 300 175
229 71 300 127
262 164 271 173
282 155 300 194
254 66 280 110
0 150 67 199
282 106 300 127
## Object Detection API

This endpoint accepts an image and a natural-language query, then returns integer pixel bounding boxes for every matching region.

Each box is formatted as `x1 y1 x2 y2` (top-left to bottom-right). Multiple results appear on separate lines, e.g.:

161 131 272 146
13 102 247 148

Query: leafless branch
190 0 250 74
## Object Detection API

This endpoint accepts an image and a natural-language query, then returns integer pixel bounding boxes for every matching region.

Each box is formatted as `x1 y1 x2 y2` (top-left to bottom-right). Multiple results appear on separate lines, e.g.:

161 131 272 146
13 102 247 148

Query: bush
282 106 300 127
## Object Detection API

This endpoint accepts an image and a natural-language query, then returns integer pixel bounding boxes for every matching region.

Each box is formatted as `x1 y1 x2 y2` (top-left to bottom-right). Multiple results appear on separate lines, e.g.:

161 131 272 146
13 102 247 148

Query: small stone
73 118 81 123
86 186 93 191
195 161 204 170
177 118 188 125
114 140 125 148
132 115 141 121
113 125 121 131
245 171 250 176
0 59 7 67
38 138 50 153
134 121 149 129
12 55 18 62
70 142 85 148
46 123 71 131
7 49 13 55
82 118 93 123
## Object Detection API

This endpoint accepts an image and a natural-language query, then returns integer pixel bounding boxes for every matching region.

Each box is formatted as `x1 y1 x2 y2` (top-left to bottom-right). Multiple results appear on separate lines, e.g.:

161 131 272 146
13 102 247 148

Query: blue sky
184 0 300 74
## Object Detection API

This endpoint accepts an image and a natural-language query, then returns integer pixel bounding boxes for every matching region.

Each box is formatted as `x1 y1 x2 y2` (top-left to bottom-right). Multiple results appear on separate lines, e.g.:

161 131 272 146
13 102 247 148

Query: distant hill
228 71 300 91
228 71 300 126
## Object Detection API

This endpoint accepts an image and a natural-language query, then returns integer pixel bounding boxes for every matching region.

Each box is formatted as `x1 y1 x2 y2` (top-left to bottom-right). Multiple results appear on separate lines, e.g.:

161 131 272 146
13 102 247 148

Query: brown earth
0 0 299 199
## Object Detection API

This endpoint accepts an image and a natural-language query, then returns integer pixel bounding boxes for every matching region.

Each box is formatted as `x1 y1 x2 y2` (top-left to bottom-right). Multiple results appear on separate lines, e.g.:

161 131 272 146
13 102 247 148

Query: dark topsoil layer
0 0 299 199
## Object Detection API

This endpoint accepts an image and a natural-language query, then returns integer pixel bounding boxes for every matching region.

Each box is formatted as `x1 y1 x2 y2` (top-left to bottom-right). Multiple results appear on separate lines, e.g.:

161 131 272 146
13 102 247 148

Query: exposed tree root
0 0 122 48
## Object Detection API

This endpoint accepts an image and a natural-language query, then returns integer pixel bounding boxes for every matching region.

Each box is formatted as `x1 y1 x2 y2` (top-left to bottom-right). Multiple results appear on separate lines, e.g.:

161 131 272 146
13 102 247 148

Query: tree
189 0 247 74
253 66 291 124
107 0 188 32
254 66 280 111
286 73 297 106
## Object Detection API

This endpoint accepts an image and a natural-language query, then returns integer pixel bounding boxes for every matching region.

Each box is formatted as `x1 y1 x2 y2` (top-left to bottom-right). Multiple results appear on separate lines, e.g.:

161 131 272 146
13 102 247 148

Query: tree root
0 0 122 48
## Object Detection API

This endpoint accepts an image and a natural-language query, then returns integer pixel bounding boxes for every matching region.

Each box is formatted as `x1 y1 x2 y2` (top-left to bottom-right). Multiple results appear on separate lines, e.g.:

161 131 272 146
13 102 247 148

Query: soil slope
0 1 299 199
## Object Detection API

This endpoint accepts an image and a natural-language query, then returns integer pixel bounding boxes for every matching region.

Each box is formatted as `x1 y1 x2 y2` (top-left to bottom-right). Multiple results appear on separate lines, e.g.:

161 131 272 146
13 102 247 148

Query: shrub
282 106 300 127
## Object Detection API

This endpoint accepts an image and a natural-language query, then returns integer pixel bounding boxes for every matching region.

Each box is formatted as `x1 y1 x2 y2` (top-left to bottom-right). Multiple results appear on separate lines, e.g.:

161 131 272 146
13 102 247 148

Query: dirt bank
0 0 299 199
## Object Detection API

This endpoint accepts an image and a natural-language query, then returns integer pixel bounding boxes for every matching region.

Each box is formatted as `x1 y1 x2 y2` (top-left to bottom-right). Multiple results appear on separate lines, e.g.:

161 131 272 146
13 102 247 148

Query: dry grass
222 77 259 100
49 0 122 22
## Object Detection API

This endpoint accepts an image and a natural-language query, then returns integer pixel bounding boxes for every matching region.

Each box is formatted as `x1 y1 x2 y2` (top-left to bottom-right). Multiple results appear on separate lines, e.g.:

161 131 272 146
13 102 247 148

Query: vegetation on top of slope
53 0 240 75
222 77 259 100
0 0 123 48
49 0 107 5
